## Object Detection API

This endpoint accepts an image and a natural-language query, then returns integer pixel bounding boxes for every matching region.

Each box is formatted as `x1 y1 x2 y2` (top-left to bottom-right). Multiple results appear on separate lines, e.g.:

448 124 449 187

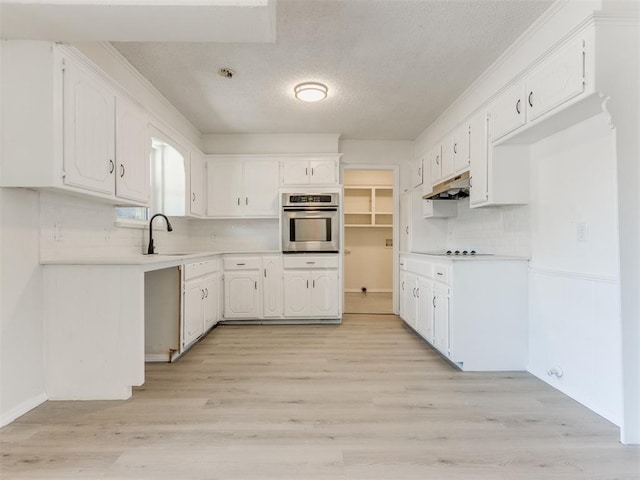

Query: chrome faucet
147 213 173 255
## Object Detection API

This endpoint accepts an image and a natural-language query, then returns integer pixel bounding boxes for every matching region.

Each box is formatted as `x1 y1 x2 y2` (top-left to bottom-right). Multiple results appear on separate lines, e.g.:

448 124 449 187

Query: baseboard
145 353 171 363
0 392 47 427
345 289 392 293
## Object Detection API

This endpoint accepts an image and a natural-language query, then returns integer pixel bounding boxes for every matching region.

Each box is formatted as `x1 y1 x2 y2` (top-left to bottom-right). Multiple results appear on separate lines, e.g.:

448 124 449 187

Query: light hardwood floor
344 292 393 314
1 315 638 479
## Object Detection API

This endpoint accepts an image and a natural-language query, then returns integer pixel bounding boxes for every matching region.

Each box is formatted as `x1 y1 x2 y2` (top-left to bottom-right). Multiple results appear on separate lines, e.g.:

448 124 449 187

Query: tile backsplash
447 198 531 256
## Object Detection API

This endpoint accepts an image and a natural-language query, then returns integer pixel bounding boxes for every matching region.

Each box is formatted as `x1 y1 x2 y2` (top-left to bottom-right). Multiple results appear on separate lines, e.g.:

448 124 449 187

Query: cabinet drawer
432 264 450 283
283 255 339 269
223 256 261 270
184 258 221 280
406 258 432 278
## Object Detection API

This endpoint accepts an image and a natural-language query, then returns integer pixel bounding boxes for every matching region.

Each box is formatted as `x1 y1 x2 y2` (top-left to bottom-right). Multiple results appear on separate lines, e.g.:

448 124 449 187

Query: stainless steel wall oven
282 193 340 253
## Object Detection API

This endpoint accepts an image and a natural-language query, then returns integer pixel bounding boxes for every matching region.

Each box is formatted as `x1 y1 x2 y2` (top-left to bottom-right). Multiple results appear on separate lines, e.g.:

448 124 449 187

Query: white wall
203 133 340 155
527 114 621 425
0 189 46 426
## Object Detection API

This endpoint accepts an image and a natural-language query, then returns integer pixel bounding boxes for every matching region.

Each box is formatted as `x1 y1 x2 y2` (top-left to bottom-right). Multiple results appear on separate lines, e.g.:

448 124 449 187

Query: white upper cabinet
63 55 116 196
487 81 527 142
489 38 586 143
115 96 150 203
452 123 471 173
189 150 206 217
1 41 154 206
525 38 585 122
429 145 442 186
469 111 490 207
281 156 339 185
440 135 455 181
410 156 424 188
206 156 279 218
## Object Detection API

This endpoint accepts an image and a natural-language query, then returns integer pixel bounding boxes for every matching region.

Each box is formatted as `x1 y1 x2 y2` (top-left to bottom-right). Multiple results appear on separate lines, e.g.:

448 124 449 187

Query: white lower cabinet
262 255 283 318
399 254 528 371
224 270 261 319
182 259 222 349
282 255 340 319
431 283 450 357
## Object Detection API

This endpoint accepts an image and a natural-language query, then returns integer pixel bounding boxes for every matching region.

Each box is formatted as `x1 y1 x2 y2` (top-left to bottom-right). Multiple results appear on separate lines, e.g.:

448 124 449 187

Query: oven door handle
282 207 338 212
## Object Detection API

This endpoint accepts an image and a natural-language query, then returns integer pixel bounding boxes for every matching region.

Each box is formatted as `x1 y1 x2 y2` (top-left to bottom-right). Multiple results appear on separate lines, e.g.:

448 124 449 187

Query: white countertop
403 251 530 261
40 250 282 267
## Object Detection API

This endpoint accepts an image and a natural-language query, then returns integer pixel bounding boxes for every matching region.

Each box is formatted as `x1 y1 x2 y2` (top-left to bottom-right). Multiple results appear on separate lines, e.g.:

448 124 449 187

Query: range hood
422 171 470 200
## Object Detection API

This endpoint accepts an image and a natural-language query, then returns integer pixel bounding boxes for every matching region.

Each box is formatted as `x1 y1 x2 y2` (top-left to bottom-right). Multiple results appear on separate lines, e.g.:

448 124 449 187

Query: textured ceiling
113 0 553 140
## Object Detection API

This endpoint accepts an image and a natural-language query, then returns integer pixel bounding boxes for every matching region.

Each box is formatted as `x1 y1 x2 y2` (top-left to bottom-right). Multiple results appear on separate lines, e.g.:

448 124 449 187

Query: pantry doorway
342 167 397 315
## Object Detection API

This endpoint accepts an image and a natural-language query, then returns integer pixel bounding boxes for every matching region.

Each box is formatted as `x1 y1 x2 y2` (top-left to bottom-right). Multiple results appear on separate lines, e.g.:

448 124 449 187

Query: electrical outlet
104 228 111 241
576 222 589 242
53 223 63 241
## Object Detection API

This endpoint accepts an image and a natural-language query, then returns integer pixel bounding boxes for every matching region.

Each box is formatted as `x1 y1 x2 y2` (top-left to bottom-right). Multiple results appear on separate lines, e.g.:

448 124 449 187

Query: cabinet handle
245 197 248 205
254 281 257 290
418 167 422 176
401 281 405 290
120 164 125 178
192 192 196 202
416 288 419 298
236 263 245 266
205 288 208 298
306 261 315 265
436 155 440 165
237 197 240 206
433 297 436 308
437 272 443 276
305 167 308 176
264 268 267 278
453 143 457 154
412 287 416 297
516 98 521 115
405 226 409 234
311 168 314 176
313 279 316 288
201 289 205 300
307 279 309 288
528 91 534 107
109 159 114 174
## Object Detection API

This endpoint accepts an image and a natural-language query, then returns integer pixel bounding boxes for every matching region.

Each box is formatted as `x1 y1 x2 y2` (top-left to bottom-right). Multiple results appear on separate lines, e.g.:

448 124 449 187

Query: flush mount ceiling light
294 82 328 102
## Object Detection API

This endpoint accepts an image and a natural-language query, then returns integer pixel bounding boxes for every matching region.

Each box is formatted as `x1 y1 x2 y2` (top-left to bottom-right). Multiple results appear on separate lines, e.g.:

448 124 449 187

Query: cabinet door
183 280 204 347
526 39 585 122
207 159 243 216
432 284 450 357
283 271 312 317
115 96 149 203
311 270 339 317
224 271 260 318
309 159 337 185
405 272 417 329
430 146 442 186
399 193 410 253
416 276 434 342
411 157 423 188
243 159 280 216
262 256 283 318
453 123 470 173
399 270 407 321
202 273 220 329
189 151 206 217
282 160 310 185
440 136 455 180
469 112 489 206
63 57 115 195
488 81 526 142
